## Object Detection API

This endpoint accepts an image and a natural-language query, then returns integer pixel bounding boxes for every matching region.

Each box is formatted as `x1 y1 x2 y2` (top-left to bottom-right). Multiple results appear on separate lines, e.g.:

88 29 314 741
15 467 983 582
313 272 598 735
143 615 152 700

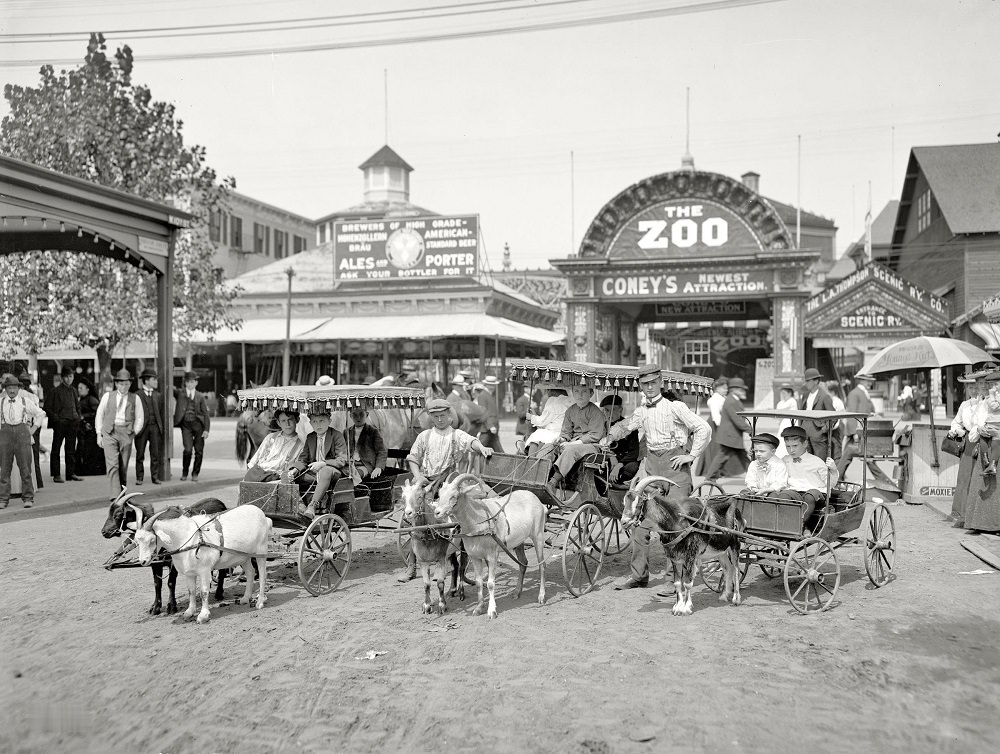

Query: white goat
433 472 546 619
131 503 272 624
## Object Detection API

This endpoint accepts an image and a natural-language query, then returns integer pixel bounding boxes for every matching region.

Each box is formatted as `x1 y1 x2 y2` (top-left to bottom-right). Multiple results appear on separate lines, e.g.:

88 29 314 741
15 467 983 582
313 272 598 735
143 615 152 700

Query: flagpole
864 180 873 261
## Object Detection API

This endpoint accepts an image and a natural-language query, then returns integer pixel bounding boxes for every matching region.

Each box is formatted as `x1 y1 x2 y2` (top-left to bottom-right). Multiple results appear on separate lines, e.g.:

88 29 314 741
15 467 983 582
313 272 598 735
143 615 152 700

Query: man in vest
47 366 83 483
1 373 47 509
134 369 164 485
96 368 144 502
173 371 211 482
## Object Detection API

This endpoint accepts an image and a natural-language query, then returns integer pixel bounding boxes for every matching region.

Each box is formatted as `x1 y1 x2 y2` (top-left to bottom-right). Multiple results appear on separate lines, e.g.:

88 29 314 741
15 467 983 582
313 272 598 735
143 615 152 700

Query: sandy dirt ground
1 488 999 754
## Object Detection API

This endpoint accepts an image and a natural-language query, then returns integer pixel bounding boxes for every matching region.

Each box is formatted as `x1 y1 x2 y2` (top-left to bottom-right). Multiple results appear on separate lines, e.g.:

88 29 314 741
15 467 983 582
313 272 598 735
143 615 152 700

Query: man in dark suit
134 368 164 485
798 367 841 462
173 371 211 482
288 408 348 518
703 377 751 481
47 366 83 483
474 375 504 452
838 372 877 477
343 405 387 485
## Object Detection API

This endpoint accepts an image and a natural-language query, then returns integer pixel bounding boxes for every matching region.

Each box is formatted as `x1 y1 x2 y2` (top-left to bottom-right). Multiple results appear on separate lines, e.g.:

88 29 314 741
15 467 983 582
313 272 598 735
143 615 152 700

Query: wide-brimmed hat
139 369 157 381
482 375 501 386
315 375 335 387
2 374 20 388
427 398 453 414
113 368 132 383
728 377 748 391
182 371 197 382
751 432 779 448
803 368 823 381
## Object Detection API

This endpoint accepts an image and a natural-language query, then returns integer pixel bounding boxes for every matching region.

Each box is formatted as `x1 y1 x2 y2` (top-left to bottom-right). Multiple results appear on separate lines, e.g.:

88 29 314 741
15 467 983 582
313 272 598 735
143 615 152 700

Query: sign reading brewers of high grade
334 215 479 281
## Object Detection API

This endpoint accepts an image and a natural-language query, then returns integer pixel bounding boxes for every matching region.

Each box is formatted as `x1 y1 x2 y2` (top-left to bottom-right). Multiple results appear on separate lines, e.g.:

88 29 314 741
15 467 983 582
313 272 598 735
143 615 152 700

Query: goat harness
153 512 270 560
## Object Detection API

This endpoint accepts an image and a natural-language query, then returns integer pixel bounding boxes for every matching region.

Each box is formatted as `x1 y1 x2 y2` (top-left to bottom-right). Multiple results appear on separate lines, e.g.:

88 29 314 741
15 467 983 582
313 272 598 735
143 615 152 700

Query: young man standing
602 363 711 589
47 366 83 483
96 369 144 501
173 371 210 482
1 374 47 509
838 373 877 477
798 368 841 462
134 369 164 485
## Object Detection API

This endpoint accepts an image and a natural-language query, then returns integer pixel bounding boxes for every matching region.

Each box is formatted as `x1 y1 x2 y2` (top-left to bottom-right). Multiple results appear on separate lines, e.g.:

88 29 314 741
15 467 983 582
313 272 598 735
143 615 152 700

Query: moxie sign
334 215 479 281
600 270 771 299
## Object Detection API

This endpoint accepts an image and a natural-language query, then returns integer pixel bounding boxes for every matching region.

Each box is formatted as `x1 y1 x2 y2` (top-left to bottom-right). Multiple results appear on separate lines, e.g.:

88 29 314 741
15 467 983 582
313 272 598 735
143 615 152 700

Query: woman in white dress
524 386 572 457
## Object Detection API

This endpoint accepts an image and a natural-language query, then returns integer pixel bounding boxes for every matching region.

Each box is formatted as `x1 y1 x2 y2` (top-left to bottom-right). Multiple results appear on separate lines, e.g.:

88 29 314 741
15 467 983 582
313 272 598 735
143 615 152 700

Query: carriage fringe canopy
506 358 713 395
237 385 425 412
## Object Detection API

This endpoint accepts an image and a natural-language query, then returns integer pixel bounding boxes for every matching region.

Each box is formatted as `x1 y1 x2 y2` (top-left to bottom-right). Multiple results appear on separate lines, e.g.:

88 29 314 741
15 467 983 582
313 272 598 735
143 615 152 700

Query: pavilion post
157 236 174 481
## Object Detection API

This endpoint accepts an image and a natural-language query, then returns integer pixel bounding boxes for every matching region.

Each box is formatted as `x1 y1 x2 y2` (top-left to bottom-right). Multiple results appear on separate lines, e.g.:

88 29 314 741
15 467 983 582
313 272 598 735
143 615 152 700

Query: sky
2 0 999 272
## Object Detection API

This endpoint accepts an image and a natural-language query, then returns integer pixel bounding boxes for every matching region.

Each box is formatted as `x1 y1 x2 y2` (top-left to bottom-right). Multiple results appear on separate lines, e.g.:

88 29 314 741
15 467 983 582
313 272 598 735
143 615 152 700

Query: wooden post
282 267 294 385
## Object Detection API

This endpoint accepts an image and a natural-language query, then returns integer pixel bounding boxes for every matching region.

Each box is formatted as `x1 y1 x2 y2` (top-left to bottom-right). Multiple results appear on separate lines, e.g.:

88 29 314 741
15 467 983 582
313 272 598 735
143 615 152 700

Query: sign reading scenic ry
334 215 479 281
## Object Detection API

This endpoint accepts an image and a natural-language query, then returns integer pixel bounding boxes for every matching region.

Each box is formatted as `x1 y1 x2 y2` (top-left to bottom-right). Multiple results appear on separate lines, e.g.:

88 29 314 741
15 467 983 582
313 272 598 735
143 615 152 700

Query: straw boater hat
471 382 485 392
854 373 876 382
450 375 465 385
315 375 335 387
483 375 501 386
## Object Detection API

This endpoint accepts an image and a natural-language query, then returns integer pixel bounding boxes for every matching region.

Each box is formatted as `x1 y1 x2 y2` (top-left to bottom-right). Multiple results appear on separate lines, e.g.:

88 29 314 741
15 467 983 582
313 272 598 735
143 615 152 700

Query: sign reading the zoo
608 200 763 260
334 215 479 281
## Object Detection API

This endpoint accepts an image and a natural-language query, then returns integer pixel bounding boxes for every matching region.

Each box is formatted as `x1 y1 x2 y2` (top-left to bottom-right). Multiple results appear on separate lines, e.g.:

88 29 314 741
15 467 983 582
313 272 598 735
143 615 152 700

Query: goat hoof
148 604 161 615
458 587 466 602
237 597 250 605
196 614 210 624
472 606 483 616
487 609 498 619
165 603 178 615
423 604 432 614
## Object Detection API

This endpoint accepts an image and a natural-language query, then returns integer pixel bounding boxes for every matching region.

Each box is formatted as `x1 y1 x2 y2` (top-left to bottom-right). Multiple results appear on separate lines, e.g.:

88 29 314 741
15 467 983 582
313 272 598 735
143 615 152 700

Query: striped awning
647 319 767 330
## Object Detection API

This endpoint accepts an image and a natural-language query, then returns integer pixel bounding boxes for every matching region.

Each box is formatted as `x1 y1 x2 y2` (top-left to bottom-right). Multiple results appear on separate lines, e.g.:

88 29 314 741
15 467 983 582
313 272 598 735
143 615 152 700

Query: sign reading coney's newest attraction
608 200 763 259
334 215 479 281
599 270 773 299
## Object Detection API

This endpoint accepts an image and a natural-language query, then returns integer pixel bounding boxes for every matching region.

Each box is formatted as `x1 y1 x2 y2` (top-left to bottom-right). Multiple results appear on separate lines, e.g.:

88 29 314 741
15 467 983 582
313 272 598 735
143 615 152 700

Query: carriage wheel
694 481 725 500
396 512 415 566
748 544 782 578
599 516 630 556
699 541 751 592
864 503 896 587
298 514 352 596
783 537 840 614
562 504 606 597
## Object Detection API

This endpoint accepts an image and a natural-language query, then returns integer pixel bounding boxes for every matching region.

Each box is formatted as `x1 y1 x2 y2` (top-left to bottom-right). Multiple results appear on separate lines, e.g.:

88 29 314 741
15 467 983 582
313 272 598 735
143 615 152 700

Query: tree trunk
96 344 115 393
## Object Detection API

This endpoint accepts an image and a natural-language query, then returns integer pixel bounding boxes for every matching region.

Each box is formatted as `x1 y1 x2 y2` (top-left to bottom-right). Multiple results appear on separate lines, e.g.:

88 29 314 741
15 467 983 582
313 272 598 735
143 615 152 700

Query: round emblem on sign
385 227 425 269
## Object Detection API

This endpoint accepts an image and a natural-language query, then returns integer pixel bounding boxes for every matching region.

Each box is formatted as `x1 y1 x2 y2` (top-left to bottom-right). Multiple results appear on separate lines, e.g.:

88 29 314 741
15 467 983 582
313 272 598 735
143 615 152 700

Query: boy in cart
740 432 788 496
768 425 839 527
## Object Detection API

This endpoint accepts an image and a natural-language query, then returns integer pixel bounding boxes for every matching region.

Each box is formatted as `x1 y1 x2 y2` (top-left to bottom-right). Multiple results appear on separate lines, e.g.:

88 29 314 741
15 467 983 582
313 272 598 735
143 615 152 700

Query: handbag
941 434 965 458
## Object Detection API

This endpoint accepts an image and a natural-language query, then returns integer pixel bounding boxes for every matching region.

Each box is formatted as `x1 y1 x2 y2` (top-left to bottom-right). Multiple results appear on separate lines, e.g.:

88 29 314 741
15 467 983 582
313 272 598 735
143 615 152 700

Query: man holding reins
601 363 712 590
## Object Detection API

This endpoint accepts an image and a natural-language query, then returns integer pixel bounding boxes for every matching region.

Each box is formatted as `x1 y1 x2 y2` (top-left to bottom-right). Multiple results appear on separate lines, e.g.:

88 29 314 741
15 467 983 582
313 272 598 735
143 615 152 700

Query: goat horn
630 475 678 498
450 472 482 490
142 508 170 531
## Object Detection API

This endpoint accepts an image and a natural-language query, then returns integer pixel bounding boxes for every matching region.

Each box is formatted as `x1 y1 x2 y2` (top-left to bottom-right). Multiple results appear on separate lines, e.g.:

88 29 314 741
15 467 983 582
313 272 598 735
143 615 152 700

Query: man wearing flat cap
1 373 47 509
173 371 211 482
96 369 144 501
134 369 164 485
798 367 841 463
46 366 83 483
602 363 711 589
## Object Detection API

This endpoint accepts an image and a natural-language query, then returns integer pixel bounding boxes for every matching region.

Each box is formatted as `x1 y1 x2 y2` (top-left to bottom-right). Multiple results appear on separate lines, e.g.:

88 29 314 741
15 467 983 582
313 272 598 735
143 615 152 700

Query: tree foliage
0 33 240 378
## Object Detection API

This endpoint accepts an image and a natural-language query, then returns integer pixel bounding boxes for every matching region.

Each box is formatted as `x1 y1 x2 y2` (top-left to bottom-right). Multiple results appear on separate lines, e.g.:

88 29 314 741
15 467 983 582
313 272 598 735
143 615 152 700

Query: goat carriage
461 358 714 597
692 409 897 614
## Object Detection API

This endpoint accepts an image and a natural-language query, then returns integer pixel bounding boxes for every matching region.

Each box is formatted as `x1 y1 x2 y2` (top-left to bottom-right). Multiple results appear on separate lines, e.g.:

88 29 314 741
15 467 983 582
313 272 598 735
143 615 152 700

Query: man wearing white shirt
95 368 144 502
1 373 47 508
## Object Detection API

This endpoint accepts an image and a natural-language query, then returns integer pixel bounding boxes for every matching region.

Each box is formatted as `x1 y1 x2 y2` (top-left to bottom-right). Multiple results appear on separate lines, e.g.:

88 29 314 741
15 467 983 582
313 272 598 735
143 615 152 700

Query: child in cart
768 425 839 526
740 432 788 496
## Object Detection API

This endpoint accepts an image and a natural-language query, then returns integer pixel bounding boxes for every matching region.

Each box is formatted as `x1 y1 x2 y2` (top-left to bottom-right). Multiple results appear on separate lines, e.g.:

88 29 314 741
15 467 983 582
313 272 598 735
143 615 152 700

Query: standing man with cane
173 371 210 482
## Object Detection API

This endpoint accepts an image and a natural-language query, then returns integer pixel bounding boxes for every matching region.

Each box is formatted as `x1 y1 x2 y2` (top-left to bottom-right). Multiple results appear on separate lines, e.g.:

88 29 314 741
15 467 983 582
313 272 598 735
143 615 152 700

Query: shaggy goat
433 473 546 619
131 503 271 624
101 493 229 615
400 479 466 615
622 476 744 616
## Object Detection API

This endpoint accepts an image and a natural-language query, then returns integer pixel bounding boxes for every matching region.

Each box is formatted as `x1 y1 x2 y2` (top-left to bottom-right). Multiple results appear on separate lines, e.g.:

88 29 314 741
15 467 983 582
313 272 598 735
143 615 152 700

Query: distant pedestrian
75 378 105 476
447 375 469 404
514 385 533 440
47 366 83 483
96 369 144 501
19 375 45 489
475 375 504 453
703 377 751 481
1 373 46 509
173 371 211 482
134 369 164 485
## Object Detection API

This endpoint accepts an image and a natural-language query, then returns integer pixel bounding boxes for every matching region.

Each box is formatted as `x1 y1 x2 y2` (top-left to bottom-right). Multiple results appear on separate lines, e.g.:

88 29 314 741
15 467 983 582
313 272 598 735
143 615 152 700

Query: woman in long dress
948 375 983 526
965 373 1000 533
774 385 799 458
75 379 105 476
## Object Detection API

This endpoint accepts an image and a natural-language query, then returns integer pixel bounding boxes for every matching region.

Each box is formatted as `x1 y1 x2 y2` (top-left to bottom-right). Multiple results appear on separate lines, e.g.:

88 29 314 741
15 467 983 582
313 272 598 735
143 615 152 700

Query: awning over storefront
296 313 563 346
969 321 1000 351
193 318 328 344
649 319 767 330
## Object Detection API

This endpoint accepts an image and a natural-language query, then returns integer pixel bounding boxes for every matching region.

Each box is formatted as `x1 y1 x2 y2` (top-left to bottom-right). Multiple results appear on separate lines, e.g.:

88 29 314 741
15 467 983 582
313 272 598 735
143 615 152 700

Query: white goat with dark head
433 473 546 619
131 503 272 624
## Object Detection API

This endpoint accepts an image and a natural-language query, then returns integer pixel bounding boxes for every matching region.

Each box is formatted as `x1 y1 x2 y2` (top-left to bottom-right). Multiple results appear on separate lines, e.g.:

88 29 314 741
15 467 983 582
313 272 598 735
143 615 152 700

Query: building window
253 222 271 255
294 235 307 254
275 230 288 259
683 339 711 368
221 212 228 244
230 216 243 249
917 189 932 233
208 210 221 242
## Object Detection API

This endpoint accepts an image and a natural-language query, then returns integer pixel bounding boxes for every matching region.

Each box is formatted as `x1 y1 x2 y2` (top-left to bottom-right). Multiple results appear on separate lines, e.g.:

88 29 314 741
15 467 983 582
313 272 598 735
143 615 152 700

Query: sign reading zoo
608 200 763 260
334 215 479 281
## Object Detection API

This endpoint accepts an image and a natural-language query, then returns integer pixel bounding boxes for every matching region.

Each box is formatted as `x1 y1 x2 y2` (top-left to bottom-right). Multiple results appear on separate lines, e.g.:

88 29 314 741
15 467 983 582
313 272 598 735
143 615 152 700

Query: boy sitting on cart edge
600 394 641 485
286 408 348 519
768 425 839 526
538 385 606 500
740 433 788 496
344 405 388 485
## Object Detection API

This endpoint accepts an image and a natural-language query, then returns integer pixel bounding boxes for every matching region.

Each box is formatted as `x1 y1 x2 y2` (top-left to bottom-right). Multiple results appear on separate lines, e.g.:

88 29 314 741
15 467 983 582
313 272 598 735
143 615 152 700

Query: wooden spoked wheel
699 542 751 592
694 481 725 500
864 503 896 587
298 514 352 596
562 504 606 597
396 512 414 566
783 537 840 614
599 516 630 556
748 544 782 578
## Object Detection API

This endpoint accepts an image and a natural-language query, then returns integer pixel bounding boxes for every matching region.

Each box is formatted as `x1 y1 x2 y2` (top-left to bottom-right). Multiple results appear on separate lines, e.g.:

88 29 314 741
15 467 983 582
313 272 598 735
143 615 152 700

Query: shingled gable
804 261 949 341
892 143 1000 245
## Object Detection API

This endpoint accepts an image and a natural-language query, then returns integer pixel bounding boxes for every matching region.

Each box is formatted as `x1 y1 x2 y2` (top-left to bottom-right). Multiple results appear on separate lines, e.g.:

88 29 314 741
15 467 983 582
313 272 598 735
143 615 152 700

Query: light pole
282 266 295 384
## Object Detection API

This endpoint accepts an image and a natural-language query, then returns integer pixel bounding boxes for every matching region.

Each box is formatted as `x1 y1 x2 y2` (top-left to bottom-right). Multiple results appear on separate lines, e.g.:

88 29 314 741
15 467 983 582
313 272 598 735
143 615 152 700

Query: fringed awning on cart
506 358 713 395
984 294 1000 324
237 384 425 412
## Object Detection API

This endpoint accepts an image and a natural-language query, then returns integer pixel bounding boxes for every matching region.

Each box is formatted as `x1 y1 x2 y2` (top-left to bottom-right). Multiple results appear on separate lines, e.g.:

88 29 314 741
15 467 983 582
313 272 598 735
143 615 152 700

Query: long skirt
965 435 1000 532
951 439 976 523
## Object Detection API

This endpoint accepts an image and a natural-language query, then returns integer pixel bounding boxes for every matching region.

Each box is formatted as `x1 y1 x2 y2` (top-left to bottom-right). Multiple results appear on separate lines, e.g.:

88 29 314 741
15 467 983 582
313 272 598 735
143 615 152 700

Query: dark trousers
180 421 205 476
703 445 746 480
135 425 163 482
50 418 80 479
1 424 34 505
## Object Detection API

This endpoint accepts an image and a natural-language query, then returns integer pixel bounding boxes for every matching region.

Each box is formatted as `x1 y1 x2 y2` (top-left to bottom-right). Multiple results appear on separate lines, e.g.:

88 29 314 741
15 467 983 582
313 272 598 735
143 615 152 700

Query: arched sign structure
553 169 818 390
0 154 190 480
